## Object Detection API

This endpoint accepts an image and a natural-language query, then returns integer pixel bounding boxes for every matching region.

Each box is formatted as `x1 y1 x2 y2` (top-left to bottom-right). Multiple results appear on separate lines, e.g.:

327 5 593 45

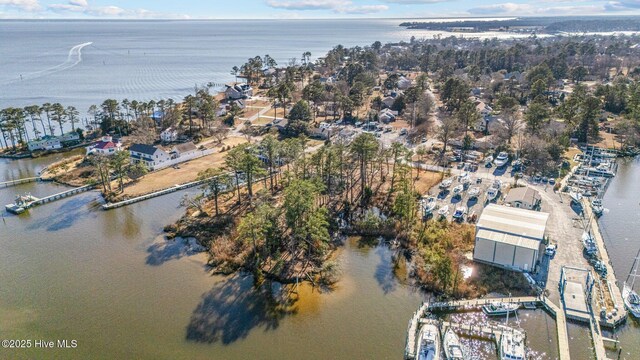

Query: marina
404 295 572 360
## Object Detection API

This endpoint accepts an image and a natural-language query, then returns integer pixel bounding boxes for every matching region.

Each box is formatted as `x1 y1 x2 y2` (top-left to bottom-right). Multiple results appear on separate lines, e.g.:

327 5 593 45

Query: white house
86 135 122 156
27 132 80 151
28 136 61 151
160 127 178 143
170 142 198 159
225 84 253 100
129 144 171 170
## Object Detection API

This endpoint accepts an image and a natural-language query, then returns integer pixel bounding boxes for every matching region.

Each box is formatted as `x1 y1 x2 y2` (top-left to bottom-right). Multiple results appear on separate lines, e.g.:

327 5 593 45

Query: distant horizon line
1 14 640 22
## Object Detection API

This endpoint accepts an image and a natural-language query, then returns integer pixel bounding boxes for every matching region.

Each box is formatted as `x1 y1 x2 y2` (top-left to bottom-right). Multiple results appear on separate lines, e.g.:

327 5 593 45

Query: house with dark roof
129 144 170 170
225 84 253 100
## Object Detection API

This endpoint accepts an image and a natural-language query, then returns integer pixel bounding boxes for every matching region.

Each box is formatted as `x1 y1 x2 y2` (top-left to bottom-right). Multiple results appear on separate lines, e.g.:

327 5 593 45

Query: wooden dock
404 302 429 359
102 179 207 210
30 184 95 206
404 295 572 360
582 199 628 328
0 177 42 189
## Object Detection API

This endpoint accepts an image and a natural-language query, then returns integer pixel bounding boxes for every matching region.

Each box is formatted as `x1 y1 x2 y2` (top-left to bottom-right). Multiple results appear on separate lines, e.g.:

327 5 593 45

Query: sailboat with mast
498 300 526 360
622 248 640 318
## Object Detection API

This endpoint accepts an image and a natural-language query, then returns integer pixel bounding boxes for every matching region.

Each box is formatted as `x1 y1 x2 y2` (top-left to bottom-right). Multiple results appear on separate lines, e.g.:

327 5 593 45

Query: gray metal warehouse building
473 204 549 272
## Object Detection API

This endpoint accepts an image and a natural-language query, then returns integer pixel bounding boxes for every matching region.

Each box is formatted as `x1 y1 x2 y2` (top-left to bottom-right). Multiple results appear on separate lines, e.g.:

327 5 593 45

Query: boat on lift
5 193 37 215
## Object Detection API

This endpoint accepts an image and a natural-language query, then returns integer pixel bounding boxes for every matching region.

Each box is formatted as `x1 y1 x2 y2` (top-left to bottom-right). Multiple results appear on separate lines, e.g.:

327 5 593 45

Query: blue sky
1 0 640 19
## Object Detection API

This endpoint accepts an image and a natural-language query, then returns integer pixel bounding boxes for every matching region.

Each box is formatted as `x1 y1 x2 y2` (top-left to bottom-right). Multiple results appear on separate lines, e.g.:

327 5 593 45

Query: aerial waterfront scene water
2 2 640 360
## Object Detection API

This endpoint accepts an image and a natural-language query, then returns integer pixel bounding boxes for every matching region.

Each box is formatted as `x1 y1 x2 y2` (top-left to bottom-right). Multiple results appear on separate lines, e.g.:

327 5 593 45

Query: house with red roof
86 135 122 156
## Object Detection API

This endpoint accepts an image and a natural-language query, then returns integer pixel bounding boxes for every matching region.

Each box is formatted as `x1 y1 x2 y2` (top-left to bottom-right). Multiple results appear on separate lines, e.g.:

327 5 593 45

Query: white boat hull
623 283 640 318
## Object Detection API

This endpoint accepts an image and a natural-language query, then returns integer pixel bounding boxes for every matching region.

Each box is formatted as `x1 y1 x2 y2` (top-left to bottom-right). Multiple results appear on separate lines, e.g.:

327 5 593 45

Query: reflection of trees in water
186 275 297 344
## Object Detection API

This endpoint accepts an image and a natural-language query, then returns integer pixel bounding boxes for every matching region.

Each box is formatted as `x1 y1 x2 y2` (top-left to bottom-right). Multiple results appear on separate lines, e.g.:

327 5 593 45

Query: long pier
582 199 628 328
102 179 207 210
0 177 43 189
30 184 95 206
404 295 572 360
5 184 96 213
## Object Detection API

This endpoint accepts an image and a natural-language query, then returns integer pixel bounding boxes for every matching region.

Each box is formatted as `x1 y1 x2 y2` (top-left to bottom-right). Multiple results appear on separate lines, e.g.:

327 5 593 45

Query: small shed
504 187 541 210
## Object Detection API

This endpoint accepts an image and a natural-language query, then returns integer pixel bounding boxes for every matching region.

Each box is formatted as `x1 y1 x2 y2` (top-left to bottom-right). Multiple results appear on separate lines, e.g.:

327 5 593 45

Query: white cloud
0 0 40 11
383 0 453 3
266 0 350 10
338 4 389 13
267 0 388 13
606 0 640 11
48 0 189 18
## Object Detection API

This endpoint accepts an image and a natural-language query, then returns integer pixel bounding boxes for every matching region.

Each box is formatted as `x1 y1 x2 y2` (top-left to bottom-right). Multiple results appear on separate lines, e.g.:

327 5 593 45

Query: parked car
549 178 556 185
399 128 408 136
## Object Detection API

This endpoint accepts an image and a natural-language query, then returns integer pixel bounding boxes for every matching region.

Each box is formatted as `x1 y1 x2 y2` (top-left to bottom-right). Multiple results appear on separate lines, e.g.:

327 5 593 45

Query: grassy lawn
253 116 275 125
121 136 249 197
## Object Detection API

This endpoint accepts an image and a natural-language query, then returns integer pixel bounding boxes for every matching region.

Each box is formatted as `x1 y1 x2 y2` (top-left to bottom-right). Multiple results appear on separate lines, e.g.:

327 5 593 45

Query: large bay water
0 19 531 113
1 19 638 359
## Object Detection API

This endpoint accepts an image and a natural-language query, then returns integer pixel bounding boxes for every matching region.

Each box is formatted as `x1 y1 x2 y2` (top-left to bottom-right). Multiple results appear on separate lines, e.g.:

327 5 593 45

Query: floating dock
404 295 572 360
4 184 95 213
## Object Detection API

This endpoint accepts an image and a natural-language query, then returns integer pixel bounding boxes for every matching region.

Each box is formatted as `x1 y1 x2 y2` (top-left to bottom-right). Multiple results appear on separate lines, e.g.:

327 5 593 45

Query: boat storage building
473 204 549 272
